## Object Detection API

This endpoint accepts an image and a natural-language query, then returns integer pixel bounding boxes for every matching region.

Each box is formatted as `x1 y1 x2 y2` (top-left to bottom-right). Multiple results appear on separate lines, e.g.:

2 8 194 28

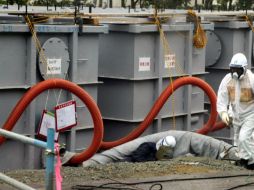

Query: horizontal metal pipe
0 128 47 149
0 172 36 190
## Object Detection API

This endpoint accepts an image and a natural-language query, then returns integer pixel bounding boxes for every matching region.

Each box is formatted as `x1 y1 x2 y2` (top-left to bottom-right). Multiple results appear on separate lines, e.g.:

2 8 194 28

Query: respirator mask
230 66 246 80
229 53 248 80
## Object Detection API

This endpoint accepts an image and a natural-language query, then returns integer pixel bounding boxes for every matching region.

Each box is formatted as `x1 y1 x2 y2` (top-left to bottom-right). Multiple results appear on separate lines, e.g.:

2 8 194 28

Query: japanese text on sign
55 100 77 132
164 54 176 68
139 57 151 71
38 110 59 141
47 58 62 74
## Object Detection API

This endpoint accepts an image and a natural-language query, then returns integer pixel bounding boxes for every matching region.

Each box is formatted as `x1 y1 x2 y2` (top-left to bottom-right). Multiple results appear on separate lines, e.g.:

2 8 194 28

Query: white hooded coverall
217 69 254 164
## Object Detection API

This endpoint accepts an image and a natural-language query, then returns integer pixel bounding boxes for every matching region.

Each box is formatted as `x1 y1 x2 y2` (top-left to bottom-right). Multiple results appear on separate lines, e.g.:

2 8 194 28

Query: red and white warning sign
37 110 59 141
55 100 77 132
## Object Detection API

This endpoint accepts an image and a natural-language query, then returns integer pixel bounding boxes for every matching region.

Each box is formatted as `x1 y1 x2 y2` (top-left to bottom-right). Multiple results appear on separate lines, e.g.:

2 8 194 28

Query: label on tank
47 58 62 74
139 57 150 71
164 54 175 68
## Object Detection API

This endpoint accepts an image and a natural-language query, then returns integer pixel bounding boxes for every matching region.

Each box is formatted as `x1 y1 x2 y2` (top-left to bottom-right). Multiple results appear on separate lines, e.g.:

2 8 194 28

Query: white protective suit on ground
61 130 240 167
217 68 254 165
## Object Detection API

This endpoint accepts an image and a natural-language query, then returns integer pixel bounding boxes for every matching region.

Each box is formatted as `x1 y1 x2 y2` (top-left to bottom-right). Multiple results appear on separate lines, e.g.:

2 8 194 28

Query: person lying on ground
61 130 247 168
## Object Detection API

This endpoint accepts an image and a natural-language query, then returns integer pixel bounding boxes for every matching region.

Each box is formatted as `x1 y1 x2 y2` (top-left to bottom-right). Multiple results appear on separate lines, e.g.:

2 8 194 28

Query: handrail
0 172 36 190
0 128 55 190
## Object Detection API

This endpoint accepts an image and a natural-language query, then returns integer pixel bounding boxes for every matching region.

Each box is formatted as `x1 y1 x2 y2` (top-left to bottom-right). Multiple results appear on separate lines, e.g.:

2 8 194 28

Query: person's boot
235 159 248 168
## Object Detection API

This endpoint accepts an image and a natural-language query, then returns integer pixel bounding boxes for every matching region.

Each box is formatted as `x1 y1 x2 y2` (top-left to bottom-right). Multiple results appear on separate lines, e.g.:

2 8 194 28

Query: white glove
221 112 230 125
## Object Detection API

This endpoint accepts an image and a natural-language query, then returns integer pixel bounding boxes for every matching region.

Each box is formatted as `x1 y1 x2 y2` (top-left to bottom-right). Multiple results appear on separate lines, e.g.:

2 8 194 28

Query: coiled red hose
100 76 218 149
0 76 223 164
0 79 104 164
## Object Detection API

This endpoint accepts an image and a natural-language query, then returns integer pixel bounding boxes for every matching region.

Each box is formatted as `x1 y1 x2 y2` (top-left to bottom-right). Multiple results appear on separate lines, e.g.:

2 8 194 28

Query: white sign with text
55 100 77 132
47 58 62 74
37 110 59 141
139 57 151 71
164 54 176 68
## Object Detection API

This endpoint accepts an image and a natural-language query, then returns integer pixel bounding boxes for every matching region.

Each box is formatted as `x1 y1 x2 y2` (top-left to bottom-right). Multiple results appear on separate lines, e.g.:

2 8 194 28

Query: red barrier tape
101 76 218 149
0 79 104 164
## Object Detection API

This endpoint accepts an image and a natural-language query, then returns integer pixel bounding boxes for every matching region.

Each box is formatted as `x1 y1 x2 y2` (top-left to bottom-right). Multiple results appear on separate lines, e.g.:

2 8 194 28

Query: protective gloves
221 112 230 125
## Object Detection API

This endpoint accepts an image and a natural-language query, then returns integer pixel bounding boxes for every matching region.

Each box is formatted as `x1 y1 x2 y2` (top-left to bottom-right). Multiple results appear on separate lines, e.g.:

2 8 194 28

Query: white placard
47 58 62 74
55 100 77 132
164 54 176 68
37 110 59 141
139 57 151 71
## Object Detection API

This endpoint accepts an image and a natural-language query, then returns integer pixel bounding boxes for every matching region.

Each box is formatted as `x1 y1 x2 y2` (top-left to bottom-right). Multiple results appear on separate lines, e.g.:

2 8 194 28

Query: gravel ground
0 156 248 189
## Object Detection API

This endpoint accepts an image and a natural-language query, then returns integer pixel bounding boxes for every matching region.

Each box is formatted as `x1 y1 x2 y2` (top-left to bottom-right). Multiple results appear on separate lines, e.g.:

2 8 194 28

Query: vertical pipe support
45 128 55 190
25 33 37 169
156 27 163 132
69 29 78 152
185 25 194 131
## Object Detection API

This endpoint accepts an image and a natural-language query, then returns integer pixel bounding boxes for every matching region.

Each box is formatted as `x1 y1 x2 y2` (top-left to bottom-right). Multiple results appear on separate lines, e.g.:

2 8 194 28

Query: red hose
100 76 218 149
206 121 227 133
0 78 104 164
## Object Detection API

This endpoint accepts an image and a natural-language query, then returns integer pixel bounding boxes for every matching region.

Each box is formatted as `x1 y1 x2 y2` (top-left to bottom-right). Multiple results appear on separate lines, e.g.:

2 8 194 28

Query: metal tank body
98 22 213 141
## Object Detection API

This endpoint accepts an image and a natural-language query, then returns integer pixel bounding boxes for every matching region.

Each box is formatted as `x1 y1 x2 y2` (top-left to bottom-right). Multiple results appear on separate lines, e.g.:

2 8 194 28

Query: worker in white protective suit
217 53 254 169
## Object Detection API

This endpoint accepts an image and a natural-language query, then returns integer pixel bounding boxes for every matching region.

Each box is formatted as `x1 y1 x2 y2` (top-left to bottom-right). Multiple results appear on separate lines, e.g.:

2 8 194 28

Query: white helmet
229 53 247 80
229 53 247 68
156 136 176 150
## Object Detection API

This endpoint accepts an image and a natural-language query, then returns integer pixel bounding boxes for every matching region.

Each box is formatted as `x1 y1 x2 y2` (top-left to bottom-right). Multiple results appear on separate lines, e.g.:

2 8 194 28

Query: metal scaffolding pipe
0 128 47 149
0 172 36 190
0 128 55 189
0 129 47 149
45 128 55 190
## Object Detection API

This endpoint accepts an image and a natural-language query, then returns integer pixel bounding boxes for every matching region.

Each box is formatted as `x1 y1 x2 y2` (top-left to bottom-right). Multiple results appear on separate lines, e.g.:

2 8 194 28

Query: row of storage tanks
0 16 253 170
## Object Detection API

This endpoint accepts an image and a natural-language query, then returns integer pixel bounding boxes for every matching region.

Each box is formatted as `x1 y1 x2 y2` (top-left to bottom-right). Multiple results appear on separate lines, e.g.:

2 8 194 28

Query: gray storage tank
98 22 212 141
